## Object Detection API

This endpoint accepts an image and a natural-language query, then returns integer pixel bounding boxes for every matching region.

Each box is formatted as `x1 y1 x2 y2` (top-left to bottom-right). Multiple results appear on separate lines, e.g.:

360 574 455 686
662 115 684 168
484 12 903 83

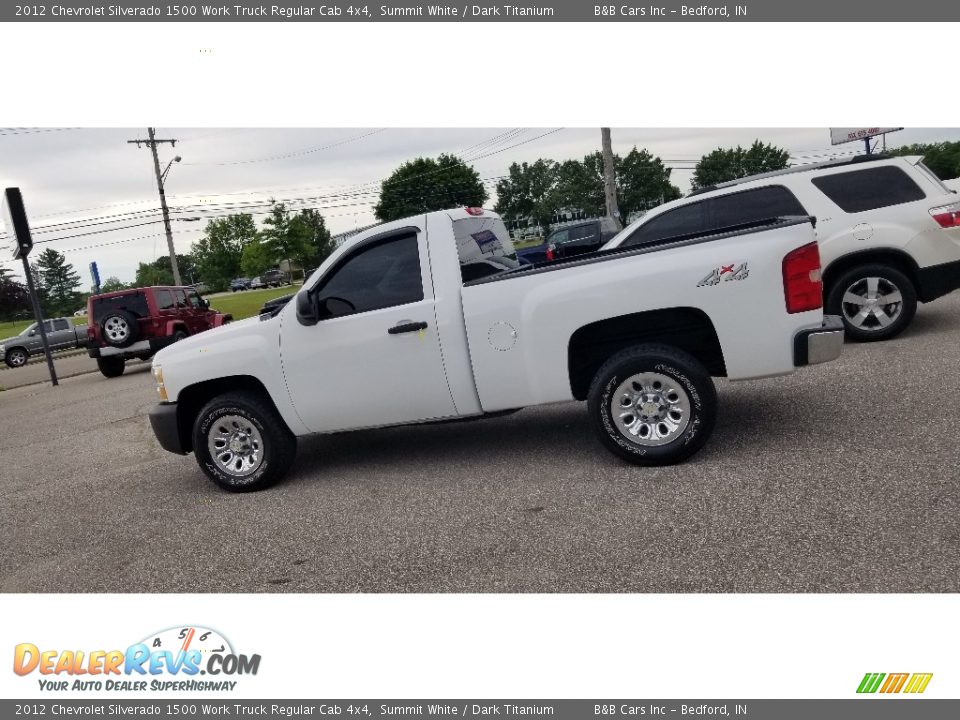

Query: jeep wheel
826 264 917 342
172 329 188 342
588 344 717 466
192 391 297 492
4 347 28 368
100 310 139 348
97 356 126 378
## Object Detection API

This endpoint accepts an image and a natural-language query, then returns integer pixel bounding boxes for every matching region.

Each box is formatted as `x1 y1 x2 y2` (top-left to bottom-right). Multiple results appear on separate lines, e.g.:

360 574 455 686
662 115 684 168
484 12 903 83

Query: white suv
604 155 960 341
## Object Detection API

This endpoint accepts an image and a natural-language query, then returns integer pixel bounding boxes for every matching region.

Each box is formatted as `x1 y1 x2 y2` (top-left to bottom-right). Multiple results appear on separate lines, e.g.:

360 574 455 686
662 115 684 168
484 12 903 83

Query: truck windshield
453 215 519 283
19 323 36 336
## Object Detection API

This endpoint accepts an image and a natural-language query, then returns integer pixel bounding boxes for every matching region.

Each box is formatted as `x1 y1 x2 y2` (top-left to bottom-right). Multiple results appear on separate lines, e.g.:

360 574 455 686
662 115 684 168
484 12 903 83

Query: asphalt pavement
1 294 959 593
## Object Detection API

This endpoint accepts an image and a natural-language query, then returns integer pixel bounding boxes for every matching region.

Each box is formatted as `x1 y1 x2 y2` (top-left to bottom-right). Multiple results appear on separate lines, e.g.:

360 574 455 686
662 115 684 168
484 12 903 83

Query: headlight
152 364 169 402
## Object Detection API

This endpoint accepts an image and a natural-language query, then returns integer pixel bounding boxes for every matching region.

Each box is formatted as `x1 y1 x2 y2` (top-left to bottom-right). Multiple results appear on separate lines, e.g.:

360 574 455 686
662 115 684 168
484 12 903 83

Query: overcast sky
2 127 958 285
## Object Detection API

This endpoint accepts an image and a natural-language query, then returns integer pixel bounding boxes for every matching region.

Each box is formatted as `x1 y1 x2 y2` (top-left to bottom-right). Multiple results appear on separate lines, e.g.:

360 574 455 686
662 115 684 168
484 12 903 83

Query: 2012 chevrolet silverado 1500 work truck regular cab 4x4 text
148 208 844 492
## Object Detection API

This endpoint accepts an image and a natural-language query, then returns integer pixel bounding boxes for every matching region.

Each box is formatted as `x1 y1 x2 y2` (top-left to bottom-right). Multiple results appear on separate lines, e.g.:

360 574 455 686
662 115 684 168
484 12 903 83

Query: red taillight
465 207 484 216
782 242 823 314
930 201 960 229
545 246 555 261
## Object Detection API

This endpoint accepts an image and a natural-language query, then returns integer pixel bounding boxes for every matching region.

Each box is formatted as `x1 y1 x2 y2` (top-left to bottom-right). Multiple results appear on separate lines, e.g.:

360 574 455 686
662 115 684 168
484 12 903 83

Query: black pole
864 137 872 155
20 257 58 387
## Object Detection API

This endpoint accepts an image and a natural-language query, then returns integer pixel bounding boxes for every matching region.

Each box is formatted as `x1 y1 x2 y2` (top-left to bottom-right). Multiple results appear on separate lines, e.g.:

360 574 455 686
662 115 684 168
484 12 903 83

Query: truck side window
317 233 423 316
53 319 69 331
622 202 706 247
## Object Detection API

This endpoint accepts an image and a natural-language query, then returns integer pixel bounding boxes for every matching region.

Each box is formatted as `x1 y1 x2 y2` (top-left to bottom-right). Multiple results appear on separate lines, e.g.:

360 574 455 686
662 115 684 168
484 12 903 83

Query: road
2 294 959 593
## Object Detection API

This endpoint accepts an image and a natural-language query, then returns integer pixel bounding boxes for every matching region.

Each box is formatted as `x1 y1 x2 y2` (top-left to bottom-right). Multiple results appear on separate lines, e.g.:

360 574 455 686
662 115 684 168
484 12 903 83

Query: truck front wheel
192 391 297 492
4 347 28 368
588 344 717 466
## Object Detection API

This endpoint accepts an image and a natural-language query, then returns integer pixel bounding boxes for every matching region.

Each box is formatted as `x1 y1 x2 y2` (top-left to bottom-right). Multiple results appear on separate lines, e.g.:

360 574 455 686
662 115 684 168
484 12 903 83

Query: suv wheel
588 344 717 466
97 357 126 378
100 310 139 348
172 329 188 342
4 347 28 368
826 264 917 342
192 391 297 492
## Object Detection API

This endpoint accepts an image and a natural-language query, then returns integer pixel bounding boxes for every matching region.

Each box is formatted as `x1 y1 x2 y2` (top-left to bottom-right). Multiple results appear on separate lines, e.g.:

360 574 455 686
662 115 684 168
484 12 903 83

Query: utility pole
601 127 622 230
128 128 182 285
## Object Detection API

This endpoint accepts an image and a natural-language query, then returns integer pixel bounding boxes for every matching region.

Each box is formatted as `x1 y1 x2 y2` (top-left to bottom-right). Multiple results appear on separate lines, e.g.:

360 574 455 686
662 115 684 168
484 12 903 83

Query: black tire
826 263 917 342
4 347 28 368
192 391 297 492
172 329 188 342
97 357 126 378
99 310 139 348
587 344 717 466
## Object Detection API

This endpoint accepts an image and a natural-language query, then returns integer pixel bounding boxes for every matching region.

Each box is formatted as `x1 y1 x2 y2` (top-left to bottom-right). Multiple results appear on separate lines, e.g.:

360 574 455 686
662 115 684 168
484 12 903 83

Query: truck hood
153 315 265 367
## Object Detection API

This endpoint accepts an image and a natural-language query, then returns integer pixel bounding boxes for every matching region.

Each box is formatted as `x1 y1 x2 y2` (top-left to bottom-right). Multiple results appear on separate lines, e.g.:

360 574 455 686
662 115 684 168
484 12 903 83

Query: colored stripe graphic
880 673 909 693
904 673 933 694
857 673 885 693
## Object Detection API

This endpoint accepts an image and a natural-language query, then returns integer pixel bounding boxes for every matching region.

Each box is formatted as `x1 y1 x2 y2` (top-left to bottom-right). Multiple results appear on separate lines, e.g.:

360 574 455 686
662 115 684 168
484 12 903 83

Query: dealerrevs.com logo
13 626 261 693
857 672 933 694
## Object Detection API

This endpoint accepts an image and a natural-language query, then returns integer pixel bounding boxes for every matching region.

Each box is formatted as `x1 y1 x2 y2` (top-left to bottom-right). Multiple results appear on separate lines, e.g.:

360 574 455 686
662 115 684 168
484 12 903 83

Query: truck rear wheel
96 357 126 378
192 391 297 492
588 344 717 466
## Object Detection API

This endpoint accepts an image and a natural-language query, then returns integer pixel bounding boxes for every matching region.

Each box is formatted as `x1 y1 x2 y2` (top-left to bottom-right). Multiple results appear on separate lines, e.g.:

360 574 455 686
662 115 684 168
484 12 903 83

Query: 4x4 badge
698 262 749 287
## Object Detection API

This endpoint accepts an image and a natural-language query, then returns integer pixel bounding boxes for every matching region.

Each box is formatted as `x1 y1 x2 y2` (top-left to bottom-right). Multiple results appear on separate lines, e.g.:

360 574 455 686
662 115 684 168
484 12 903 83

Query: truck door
280 226 458 433
48 318 72 349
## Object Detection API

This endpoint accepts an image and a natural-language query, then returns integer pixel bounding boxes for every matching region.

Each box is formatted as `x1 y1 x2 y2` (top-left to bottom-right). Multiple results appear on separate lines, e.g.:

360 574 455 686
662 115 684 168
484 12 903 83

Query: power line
182 128 389 166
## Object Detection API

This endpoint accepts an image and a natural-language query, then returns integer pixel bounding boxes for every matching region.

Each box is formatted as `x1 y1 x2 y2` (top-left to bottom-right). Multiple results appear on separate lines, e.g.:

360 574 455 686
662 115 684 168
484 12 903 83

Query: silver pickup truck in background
0 318 87 368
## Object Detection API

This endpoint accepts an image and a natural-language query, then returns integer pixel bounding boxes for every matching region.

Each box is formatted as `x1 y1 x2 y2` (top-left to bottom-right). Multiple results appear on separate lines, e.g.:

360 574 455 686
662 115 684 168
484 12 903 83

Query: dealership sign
2 187 34 260
829 127 903 145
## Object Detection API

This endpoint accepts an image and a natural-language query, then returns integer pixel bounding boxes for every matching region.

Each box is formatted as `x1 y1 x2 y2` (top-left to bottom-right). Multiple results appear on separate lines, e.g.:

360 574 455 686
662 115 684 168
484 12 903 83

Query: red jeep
86 286 232 378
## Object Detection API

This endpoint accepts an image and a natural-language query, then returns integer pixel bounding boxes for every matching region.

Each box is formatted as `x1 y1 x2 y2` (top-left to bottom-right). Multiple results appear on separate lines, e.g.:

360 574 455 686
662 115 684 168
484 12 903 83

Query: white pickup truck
149 208 843 491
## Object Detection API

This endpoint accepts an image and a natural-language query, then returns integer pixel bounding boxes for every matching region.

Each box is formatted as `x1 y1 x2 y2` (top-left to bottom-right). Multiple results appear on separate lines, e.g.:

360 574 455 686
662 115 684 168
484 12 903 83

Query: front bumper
794 315 844 366
148 402 188 455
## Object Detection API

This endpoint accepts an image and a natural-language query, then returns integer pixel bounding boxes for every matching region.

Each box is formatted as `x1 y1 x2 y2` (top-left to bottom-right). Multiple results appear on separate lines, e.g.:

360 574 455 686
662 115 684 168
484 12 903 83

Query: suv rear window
811 166 926 213
622 185 807 248
91 292 148 324
454 215 519 283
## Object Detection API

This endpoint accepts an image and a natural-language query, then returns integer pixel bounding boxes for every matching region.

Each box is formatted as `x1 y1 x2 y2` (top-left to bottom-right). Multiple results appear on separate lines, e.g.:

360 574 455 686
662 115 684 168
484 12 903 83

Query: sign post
3 187 59 387
829 127 903 154
89 261 101 295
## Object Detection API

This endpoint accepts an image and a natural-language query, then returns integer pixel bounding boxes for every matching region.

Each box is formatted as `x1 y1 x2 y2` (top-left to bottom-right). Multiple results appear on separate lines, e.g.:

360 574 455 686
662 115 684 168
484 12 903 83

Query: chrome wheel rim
103 316 131 343
207 414 264 478
9 350 26 366
841 276 903 331
611 372 691 446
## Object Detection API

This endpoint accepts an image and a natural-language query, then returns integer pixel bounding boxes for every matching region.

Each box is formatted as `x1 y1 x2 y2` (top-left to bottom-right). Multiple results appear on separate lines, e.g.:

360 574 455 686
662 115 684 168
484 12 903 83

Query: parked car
604 154 960 341
260 269 288 288
230 277 252 292
86 285 232 378
0 318 87 368
249 277 267 290
517 218 620 264
148 207 842 491
73 308 87 317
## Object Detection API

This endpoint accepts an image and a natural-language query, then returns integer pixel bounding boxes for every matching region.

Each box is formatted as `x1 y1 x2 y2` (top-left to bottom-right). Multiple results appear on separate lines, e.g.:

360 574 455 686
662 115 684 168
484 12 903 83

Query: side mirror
28 330 36 336
296 291 318 326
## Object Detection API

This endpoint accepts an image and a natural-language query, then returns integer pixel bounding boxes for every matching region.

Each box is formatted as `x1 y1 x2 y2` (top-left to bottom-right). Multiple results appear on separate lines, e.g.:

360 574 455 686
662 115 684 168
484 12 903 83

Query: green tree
494 159 560 235
260 202 314 279
134 254 196 287
192 213 258 292
616 147 682 219
888 141 960 180
33 248 82 316
99 276 128 293
692 140 790 189
293 208 336 272
0 267 30 321
551 153 606 218
240 237 273 278
375 154 488 222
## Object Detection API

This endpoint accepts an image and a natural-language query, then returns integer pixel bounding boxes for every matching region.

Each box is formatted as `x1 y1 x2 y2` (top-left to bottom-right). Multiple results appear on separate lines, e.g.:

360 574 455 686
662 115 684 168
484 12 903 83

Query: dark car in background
516 217 620 265
260 269 289 288
230 277 252 292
